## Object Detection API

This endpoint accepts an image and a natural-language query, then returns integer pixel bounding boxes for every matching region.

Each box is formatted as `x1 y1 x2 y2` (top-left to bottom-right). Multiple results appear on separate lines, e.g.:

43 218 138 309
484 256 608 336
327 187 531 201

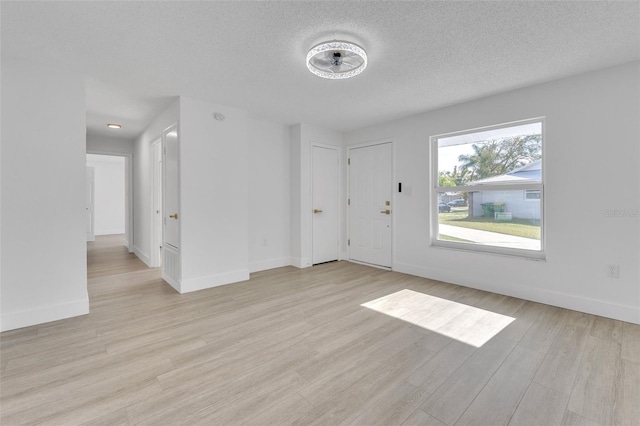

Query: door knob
380 209 391 214
313 209 323 214
169 213 179 219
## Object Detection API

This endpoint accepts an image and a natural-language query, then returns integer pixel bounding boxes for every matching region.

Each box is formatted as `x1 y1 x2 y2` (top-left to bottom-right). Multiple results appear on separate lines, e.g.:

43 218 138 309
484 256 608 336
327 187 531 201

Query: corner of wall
179 270 250 293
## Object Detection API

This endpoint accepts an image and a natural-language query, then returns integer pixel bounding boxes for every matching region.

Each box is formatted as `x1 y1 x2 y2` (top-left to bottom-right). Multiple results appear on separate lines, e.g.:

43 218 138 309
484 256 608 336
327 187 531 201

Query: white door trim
86 166 95 242
86 150 133 253
310 143 340 265
347 139 394 269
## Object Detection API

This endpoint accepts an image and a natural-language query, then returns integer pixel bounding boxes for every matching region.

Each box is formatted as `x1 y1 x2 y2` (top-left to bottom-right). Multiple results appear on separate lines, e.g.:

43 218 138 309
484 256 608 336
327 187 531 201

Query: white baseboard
290 257 312 269
96 229 126 236
393 261 640 325
249 257 292 273
162 272 181 293
179 269 250 294
133 245 152 268
0 298 90 332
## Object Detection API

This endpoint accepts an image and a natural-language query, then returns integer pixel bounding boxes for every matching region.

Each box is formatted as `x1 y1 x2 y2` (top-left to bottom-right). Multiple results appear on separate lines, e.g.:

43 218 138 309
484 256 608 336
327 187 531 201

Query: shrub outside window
432 118 544 258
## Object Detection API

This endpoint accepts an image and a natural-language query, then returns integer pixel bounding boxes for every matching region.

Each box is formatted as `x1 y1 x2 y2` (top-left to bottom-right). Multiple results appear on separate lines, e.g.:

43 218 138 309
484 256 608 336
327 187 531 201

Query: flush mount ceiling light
106 123 122 129
306 40 368 80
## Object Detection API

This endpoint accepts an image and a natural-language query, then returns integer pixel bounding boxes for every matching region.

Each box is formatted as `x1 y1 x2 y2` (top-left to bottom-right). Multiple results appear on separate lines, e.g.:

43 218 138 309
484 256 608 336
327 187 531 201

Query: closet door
162 123 181 288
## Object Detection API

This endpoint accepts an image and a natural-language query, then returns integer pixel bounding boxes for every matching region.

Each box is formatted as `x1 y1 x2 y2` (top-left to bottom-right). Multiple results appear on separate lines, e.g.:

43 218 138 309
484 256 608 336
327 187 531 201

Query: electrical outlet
607 264 619 279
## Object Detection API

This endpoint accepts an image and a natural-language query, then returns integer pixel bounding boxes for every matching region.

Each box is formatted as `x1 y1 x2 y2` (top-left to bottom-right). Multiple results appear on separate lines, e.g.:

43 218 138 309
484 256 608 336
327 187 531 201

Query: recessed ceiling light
107 123 122 129
306 40 368 80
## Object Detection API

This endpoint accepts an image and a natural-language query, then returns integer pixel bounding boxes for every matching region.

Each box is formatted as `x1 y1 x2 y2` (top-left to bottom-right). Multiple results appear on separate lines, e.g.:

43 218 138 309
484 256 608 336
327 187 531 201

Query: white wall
178 97 249 291
289 124 302 267
345 61 640 324
290 123 344 268
1 56 89 331
86 155 126 235
133 98 179 266
248 118 291 272
87 132 134 155
134 97 290 290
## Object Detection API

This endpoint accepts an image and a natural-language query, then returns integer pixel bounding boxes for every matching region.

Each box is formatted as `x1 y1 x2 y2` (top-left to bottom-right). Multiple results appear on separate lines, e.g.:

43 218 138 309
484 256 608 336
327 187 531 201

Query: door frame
310 143 341 265
86 166 95 242
150 137 162 268
346 139 394 270
86 150 133 253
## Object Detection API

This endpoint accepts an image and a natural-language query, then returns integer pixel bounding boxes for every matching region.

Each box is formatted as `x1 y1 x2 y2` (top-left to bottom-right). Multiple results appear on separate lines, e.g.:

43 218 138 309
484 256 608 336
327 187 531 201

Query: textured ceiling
2 1 639 140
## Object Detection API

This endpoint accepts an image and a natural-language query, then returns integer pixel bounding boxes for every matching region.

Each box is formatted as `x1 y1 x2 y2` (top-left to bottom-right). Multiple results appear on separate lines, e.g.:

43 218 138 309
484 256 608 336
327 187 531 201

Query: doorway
85 152 133 252
348 141 393 268
85 154 127 242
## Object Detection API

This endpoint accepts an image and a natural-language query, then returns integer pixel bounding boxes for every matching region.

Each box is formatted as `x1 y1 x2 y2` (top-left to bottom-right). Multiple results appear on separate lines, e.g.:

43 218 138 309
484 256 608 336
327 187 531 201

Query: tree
438 165 469 187
458 135 541 181
438 171 457 187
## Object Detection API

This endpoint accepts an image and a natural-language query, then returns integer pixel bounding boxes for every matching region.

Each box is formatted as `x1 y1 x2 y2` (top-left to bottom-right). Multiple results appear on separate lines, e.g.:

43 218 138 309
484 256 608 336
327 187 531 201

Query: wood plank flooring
1 234 638 425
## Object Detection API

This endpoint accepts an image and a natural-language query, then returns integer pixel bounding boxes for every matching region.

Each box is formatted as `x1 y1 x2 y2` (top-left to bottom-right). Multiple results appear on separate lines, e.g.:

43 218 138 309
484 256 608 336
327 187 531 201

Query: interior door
349 142 393 268
312 145 339 264
153 140 163 266
163 124 180 250
86 166 95 242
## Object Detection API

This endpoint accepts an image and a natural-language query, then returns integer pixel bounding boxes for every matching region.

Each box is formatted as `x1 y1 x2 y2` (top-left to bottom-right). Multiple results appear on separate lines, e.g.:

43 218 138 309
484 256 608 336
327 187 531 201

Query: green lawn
440 208 540 240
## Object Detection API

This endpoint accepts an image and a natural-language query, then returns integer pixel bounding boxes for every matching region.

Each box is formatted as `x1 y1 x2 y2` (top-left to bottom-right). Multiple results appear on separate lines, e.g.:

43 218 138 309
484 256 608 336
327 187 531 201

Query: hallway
87 235 150 279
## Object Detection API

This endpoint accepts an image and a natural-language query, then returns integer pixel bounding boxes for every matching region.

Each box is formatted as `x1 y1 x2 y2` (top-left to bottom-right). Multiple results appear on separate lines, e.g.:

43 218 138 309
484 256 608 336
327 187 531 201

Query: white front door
86 166 95 242
163 124 180 250
312 145 339 264
349 142 393 268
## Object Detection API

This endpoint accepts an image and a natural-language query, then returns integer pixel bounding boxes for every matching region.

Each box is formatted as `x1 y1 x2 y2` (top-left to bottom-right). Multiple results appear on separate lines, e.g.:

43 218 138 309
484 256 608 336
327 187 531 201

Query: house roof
469 160 541 185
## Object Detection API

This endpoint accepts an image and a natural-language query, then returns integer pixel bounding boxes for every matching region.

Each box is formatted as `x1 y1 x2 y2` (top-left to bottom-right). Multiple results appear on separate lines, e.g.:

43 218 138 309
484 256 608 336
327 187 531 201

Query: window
432 118 544 258
525 190 541 200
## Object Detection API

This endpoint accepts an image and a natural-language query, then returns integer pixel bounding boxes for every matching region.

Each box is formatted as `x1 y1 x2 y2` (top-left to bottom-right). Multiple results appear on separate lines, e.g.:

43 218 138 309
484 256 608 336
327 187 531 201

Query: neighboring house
439 192 462 204
468 160 541 220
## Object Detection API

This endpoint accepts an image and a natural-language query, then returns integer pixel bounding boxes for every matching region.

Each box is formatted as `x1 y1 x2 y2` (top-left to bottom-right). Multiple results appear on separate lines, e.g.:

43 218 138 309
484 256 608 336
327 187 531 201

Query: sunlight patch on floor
361 289 514 347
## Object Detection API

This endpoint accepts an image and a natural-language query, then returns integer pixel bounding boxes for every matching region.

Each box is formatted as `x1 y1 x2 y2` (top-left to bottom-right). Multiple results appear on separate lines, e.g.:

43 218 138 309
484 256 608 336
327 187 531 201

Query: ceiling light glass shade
306 41 368 79
107 123 122 129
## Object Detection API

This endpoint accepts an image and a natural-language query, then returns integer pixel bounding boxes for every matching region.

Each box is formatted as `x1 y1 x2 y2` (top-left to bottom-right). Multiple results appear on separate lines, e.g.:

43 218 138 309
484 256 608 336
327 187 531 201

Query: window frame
430 117 545 259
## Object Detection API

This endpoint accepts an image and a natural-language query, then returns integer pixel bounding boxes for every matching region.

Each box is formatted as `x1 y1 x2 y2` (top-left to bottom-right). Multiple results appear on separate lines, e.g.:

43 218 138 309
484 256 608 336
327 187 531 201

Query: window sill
431 240 546 261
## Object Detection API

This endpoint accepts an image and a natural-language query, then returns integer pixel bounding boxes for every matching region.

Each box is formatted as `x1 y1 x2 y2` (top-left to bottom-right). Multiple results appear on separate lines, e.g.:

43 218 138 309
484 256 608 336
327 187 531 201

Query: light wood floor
1 235 638 425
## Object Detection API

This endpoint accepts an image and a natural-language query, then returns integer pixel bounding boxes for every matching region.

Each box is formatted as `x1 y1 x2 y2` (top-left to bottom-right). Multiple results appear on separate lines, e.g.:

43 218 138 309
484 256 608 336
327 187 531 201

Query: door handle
380 209 391 214
313 209 323 214
169 213 179 219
